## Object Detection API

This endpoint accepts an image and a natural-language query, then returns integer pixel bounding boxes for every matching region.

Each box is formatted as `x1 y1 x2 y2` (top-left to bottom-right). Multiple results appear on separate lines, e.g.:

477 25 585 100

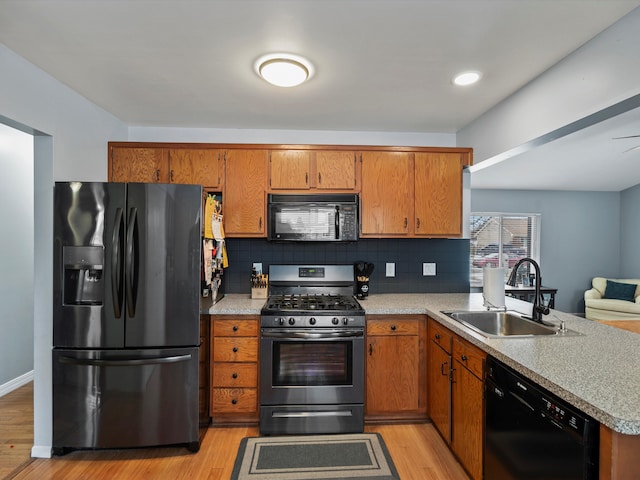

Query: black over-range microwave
267 194 359 242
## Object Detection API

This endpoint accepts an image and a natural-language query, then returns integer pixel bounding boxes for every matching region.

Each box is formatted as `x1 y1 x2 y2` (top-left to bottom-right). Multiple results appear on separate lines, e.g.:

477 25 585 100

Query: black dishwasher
485 356 599 480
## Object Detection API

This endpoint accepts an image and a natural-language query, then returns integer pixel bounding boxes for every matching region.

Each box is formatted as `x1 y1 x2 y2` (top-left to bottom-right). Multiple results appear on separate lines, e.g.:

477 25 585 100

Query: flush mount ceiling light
255 53 314 87
453 71 482 86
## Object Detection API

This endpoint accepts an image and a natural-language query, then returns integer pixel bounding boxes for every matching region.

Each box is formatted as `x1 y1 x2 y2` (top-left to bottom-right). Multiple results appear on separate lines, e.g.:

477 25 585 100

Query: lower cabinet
427 317 486 480
210 315 259 424
365 315 427 421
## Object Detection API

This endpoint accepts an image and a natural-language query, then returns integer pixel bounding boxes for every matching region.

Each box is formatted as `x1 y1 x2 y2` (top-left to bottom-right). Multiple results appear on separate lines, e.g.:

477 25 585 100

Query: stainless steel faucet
507 257 550 323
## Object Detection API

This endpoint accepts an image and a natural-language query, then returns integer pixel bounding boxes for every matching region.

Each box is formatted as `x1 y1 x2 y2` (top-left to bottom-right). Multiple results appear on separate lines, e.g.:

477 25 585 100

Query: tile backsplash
223 238 470 295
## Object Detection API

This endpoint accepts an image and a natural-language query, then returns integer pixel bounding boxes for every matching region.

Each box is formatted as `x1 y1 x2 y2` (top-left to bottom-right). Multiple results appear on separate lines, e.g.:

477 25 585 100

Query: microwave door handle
335 206 340 239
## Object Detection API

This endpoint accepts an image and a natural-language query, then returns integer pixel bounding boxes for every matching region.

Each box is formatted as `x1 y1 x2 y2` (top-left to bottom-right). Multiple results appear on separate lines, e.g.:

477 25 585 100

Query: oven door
260 328 364 406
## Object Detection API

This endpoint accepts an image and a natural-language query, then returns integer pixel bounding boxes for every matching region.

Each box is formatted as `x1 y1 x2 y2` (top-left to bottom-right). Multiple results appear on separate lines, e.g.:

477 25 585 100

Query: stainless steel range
259 264 365 435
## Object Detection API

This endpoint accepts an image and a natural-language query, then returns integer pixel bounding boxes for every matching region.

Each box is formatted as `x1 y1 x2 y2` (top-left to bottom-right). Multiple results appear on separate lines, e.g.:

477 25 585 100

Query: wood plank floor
0 382 33 480
2 383 469 479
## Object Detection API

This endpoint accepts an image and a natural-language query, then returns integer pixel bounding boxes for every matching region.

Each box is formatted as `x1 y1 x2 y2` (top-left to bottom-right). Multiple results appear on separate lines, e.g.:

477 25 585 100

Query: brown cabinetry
365 315 427 421
269 149 357 191
223 149 268 237
168 148 222 188
199 315 211 427
360 151 413 235
210 315 259 424
108 144 223 188
360 150 470 237
427 317 485 480
414 152 465 237
110 146 169 183
451 336 485 480
427 319 453 442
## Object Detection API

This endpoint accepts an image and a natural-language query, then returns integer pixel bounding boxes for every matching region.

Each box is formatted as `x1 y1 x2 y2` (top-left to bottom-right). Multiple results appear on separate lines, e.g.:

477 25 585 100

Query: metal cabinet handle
232 347 238 353
435 333 441 340
231 399 237 405
232 325 238 331
404 218 408 229
369 344 373 356
232 372 238 379
318 172 322 184
170 170 174 182
440 361 448 376
417 218 421 230
390 325 397 331
461 354 467 361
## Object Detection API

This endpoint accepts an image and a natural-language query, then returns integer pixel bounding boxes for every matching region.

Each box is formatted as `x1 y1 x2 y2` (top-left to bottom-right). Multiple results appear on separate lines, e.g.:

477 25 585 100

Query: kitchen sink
441 310 581 338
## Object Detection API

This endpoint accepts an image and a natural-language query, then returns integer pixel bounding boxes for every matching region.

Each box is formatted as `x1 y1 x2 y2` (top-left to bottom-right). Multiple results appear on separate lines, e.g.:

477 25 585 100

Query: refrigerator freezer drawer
52 347 199 453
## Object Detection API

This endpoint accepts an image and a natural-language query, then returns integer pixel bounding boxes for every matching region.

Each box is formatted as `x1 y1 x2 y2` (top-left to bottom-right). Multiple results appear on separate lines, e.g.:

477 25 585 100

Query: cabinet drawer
213 337 258 362
212 388 257 413
429 319 453 353
367 319 419 335
213 319 258 337
213 362 257 387
453 337 485 379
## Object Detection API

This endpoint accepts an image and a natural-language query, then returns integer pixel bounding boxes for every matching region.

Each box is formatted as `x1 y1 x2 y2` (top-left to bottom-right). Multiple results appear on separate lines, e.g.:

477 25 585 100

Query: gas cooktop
263 294 363 313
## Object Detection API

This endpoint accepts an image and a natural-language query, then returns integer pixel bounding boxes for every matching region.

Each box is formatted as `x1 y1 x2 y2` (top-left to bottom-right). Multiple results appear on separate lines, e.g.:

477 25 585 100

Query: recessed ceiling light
255 53 314 88
453 71 481 86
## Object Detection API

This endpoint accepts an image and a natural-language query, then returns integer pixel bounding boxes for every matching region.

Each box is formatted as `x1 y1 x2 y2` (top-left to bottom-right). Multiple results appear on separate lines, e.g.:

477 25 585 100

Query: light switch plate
386 262 395 277
252 263 263 274
423 263 436 276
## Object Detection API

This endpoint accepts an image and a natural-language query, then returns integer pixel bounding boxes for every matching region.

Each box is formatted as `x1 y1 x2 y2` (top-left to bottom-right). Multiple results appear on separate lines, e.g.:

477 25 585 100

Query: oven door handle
261 329 364 339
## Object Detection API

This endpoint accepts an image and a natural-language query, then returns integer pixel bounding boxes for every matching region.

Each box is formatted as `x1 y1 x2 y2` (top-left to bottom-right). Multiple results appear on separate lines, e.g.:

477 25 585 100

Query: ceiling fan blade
613 135 640 139
622 145 640 153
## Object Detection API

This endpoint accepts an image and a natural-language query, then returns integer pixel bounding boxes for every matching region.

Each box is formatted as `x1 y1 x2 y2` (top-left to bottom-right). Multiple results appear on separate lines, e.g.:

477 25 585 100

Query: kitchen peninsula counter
206 293 640 435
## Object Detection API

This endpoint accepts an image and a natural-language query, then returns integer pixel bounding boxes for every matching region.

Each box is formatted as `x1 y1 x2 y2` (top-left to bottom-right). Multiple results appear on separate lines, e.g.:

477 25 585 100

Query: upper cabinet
414 152 465 237
108 142 471 238
269 149 358 191
360 149 471 238
168 148 222 188
108 144 223 189
360 151 413 235
223 149 268 237
110 146 169 183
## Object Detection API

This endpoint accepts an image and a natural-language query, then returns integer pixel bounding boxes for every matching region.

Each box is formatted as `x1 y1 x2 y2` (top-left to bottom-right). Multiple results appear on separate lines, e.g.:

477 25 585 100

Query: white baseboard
31 445 52 458
0 370 34 397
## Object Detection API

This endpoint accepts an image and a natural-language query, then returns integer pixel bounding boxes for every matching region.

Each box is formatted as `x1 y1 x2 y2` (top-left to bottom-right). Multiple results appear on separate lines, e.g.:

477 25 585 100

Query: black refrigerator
52 182 202 454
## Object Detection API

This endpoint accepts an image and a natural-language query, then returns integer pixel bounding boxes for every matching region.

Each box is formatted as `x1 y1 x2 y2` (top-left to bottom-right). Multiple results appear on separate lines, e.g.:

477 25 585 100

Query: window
470 213 541 287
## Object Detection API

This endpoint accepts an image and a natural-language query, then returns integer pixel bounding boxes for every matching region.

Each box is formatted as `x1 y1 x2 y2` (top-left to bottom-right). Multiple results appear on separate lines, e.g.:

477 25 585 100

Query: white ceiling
2 0 640 191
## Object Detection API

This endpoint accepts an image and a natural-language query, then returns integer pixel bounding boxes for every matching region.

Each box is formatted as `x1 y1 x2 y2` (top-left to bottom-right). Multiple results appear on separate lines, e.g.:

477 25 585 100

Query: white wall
0 43 127 457
0 124 34 390
459 7 640 164
128 126 456 147
620 183 640 277
471 189 621 314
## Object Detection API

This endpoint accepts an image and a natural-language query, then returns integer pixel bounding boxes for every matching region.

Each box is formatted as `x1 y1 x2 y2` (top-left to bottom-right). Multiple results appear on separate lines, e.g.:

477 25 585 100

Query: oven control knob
277 317 285 325
342 317 349 325
332 317 339 325
309 317 316 325
288 317 296 325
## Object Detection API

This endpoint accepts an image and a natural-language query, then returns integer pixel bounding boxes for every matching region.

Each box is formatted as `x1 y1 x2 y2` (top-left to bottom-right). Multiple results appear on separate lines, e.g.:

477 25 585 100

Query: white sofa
584 277 640 321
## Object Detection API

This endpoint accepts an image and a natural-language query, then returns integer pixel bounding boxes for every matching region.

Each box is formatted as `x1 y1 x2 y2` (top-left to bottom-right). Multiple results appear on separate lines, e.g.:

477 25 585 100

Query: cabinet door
224 149 268 236
452 361 483 480
428 341 451 443
169 148 222 187
366 334 419 414
360 151 412 235
109 147 169 183
414 152 463 237
269 150 311 189
316 151 357 190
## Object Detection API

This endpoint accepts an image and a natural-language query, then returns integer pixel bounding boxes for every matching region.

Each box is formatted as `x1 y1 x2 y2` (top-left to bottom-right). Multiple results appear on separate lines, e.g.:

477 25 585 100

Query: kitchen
2 1 640 479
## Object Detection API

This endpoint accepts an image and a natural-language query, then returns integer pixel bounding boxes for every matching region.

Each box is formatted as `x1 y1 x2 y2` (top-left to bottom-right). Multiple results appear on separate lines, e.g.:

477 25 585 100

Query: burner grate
266 294 361 312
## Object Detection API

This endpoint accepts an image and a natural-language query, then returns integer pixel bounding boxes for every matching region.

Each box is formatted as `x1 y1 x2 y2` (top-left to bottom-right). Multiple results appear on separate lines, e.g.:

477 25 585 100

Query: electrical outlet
423 263 436 276
385 262 395 277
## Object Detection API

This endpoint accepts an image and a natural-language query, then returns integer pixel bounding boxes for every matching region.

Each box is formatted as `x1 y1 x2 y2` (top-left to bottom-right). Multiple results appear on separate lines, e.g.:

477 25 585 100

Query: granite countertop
205 293 640 435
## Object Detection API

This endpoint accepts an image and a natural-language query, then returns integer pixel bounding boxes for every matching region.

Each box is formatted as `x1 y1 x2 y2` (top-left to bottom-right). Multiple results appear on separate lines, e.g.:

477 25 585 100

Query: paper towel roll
483 267 505 309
